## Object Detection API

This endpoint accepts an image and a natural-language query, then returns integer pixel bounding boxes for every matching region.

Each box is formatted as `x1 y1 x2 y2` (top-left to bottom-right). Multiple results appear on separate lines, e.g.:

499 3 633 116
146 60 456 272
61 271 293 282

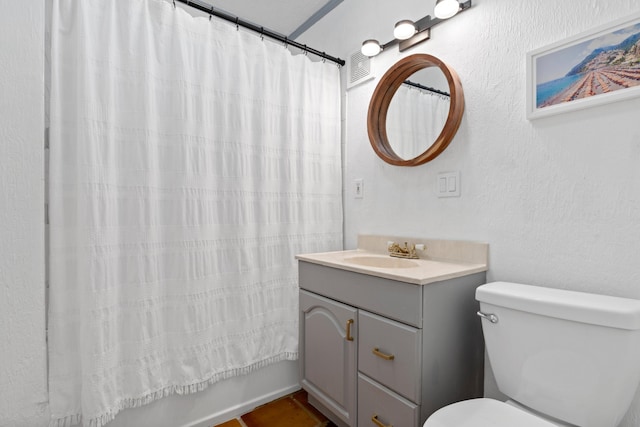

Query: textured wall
4 1 640 425
300 1 640 425
0 1 48 426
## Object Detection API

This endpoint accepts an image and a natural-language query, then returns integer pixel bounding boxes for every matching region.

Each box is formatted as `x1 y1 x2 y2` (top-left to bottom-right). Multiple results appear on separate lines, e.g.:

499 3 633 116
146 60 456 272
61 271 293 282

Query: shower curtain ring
260 27 264 41
235 17 239 31
284 37 288 48
172 0 176 8
304 45 308 56
209 6 213 21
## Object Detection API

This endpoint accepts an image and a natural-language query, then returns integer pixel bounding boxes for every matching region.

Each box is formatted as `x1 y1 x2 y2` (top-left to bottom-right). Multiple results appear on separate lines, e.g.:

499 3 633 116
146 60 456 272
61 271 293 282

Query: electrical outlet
354 179 364 199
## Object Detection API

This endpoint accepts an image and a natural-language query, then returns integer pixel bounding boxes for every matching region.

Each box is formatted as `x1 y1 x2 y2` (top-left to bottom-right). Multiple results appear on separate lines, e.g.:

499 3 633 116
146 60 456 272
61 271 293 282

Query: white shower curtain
47 1 342 426
386 84 450 159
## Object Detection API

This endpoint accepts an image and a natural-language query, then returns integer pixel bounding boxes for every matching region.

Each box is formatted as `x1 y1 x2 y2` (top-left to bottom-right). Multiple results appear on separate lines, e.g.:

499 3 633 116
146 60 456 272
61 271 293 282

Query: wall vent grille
347 50 374 89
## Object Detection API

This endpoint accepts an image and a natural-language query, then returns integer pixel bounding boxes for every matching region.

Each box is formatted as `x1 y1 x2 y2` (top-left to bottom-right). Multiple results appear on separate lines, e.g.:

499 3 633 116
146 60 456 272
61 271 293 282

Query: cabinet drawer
358 310 421 402
299 261 423 327
358 373 419 427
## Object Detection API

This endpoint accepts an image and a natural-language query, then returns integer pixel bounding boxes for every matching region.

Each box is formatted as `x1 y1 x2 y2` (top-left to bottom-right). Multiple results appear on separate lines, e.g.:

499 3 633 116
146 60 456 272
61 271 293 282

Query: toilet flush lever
477 311 498 323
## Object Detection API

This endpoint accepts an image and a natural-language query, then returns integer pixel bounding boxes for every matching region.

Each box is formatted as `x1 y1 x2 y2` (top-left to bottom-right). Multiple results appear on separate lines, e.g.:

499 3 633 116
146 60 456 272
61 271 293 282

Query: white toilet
424 281 640 427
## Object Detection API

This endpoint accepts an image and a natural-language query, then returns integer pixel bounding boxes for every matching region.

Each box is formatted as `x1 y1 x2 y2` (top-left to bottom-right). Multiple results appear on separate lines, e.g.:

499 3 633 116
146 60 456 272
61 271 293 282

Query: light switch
437 172 460 198
438 177 447 193
447 176 457 192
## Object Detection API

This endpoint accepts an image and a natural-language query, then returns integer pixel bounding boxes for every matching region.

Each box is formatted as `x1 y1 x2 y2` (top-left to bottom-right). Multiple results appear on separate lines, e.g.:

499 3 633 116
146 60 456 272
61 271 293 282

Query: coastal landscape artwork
527 13 640 119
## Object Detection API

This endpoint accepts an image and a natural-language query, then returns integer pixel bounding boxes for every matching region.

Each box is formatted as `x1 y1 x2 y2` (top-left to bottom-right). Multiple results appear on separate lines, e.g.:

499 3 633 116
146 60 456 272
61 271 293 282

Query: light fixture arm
364 38 402 56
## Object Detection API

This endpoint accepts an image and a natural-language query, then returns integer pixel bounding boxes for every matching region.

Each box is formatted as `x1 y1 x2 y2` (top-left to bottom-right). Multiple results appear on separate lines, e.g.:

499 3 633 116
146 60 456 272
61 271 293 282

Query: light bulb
361 39 382 57
434 0 460 19
393 20 416 40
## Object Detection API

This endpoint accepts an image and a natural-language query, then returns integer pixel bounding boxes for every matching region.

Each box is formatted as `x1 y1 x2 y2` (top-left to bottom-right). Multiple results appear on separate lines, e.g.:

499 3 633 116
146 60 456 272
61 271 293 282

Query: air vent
347 50 375 89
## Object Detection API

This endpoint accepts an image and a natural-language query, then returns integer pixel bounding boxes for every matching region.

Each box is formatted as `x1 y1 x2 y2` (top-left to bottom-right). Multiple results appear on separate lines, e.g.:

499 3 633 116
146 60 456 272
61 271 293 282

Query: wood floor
214 389 337 427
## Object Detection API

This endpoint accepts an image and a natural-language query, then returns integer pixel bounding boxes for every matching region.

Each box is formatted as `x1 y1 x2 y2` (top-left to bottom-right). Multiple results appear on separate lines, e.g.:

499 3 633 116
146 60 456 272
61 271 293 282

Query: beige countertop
296 235 488 285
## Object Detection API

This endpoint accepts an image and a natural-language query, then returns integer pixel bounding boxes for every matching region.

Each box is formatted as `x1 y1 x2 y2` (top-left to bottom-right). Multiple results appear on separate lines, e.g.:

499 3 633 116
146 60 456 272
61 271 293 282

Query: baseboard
184 383 302 427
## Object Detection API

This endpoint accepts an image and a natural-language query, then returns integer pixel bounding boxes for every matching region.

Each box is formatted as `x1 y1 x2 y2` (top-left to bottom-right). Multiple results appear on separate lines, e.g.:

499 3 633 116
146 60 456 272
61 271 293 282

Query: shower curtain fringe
49 414 82 427
49 352 298 427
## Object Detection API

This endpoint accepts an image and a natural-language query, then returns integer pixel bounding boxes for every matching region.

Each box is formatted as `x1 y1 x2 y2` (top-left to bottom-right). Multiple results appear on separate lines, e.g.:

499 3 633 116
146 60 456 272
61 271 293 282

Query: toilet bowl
424 282 640 427
425 398 562 427
425 398 583 427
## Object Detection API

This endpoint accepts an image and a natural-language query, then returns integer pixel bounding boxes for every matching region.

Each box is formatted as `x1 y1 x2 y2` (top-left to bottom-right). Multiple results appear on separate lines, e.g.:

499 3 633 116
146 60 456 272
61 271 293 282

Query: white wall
0 1 48 426
299 0 640 426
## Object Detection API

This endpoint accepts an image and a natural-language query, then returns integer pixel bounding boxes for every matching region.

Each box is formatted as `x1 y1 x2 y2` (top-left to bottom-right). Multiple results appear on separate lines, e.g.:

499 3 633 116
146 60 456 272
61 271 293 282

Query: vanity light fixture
361 39 383 57
434 0 463 19
393 20 417 40
360 0 471 57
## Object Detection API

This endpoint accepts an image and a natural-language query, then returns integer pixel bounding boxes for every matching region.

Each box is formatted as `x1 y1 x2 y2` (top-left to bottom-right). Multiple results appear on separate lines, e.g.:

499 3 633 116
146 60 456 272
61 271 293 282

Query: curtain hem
48 352 298 427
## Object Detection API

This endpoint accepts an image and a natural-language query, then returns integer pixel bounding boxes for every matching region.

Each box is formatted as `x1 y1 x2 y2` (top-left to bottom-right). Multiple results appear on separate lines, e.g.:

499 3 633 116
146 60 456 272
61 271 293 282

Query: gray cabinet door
300 290 358 427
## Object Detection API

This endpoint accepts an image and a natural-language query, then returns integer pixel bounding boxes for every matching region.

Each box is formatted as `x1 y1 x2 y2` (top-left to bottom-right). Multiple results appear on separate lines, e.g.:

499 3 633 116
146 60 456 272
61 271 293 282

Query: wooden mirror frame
367 54 464 166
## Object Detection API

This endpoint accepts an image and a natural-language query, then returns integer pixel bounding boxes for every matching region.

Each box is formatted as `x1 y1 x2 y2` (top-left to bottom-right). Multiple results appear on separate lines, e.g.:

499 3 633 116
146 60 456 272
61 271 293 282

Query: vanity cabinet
298 261 485 427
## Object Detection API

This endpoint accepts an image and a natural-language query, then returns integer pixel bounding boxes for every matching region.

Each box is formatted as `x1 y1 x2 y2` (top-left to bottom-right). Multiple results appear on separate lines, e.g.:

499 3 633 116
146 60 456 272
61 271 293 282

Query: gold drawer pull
371 414 392 427
346 319 354 341
372 347 395 360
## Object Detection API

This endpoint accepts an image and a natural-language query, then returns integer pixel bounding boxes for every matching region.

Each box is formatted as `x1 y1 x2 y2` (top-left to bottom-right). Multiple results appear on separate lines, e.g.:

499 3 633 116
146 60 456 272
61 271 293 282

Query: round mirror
386 68 450 159
367 54 464 166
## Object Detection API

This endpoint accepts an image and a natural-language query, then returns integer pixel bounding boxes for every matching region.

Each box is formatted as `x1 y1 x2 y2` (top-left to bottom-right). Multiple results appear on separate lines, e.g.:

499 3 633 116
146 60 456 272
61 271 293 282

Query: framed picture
527 12 640 120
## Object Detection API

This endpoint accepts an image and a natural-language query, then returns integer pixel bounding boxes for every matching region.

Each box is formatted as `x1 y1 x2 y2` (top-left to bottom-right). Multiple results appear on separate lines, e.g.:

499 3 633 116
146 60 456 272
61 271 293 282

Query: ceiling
184 0 343 40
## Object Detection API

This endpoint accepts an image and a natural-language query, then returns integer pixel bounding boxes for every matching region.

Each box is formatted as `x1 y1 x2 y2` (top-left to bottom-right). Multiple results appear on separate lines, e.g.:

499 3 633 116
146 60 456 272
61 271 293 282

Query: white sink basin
343 255 419 269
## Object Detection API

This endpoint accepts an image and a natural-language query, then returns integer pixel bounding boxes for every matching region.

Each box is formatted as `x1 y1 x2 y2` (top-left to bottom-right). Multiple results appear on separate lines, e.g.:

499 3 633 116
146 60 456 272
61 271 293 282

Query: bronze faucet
388 241 419 259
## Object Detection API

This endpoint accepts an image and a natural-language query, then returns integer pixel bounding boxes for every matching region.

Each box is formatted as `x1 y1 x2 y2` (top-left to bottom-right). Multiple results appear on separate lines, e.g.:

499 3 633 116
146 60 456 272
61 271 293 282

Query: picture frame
526 12 640 120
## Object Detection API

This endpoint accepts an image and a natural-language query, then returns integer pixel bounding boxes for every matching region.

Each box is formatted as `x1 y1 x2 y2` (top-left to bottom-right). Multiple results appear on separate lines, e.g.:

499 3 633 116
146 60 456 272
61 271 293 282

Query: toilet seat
424 398 559 427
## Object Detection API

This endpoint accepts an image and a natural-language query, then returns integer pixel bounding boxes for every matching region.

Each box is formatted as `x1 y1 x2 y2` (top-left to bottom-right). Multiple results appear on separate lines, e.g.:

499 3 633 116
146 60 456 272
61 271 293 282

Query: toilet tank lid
476 282 640 330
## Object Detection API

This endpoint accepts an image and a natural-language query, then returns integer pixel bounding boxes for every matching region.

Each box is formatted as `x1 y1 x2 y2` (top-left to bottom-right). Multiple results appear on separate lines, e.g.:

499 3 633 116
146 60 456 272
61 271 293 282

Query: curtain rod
403 79 450 97
174 0 345 66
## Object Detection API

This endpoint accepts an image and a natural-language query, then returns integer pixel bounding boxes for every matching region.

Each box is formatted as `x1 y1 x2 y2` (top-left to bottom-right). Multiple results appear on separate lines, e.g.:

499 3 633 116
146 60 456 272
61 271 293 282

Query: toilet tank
476 282 640 427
